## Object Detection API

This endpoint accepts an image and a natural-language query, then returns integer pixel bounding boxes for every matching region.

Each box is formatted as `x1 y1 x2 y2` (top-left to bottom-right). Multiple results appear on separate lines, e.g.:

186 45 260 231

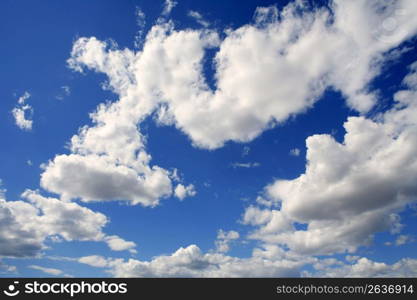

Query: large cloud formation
246 61 417 255
15 0 417 276
40 0 417 208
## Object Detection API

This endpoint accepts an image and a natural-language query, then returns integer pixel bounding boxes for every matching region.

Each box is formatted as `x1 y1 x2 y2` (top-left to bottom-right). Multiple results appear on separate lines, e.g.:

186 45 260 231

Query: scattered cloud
215 230 239 253
105 235 137 254
242 146 250 157
289 148 300 156
162 0 177 16
12 91 33 131
78 255 109 268
174 184 196 200
395 234 415 246
188 11 210 27
231 162 260 169
56 86 71 100
310 257 417 277
0 261 17 274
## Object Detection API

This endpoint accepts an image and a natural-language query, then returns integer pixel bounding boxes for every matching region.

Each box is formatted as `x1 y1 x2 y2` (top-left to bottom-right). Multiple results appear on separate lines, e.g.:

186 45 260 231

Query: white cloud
29 265 64 276
289 148 300 156
64 0 417 152
77 244 305 277
41 154 172 206
78 255 109 268
162 0 177 16
12 92 33 131
215 230 239 253
30 0 417 271
134 7 146 48
53 0 417 210
188 11 210 28
245 62 417 255
174 184 196 200
395 234 414 246
17 91 30 105
105 235 137 254
311 257 417 277
0 188 135 257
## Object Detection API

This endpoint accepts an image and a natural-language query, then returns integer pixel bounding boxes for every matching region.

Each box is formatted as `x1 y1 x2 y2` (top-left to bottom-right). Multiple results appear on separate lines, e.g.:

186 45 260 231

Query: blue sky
1 0 417 277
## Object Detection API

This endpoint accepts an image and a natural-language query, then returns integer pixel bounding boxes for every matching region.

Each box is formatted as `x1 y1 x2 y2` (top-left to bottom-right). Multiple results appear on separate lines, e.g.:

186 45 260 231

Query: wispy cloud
188 10 210 27
230 162 260 169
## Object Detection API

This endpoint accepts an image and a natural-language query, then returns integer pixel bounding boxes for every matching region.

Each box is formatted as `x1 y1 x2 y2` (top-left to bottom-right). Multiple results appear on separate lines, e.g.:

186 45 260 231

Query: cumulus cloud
61 244 417 277
63 0 417 153
244 61 417 255
174 184 196 200
50 0 417 209
19 0 417 276
12 91 33 131
311 257 417 277
77 244 305 277
105 235 137 254
41 154 172 206
0 189 135 257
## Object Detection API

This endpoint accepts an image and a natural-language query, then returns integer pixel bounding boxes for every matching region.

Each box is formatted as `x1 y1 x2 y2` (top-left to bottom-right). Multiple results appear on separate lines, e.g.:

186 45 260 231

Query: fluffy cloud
41 154 172 206
44 0 417 208
245 62 417 255
12 91 33 131
105 236 137 254
70 245 417 277
77 244 305 277
66 0 417 150
311 257 417 277
0 189 135 257
78 255 109 268
174 184 196 200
